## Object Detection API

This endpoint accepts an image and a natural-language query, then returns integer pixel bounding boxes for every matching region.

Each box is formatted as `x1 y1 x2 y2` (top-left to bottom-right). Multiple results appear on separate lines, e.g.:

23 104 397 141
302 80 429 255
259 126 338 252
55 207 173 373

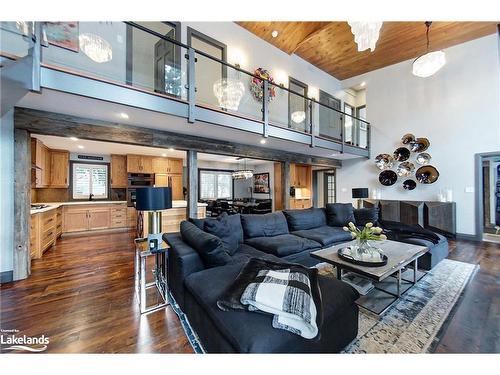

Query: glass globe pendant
412 22 446 78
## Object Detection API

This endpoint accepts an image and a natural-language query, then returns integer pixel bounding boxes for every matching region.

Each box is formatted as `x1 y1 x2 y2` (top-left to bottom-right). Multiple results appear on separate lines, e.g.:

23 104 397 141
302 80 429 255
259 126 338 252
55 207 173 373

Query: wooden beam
13 128 30 280
281 161 291 210
14 108 341 168
187 150 198 219
291 23 332 54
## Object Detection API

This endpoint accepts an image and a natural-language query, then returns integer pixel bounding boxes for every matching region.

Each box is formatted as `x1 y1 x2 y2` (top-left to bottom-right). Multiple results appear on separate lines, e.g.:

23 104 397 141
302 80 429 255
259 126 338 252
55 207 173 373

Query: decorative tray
337 247 388 267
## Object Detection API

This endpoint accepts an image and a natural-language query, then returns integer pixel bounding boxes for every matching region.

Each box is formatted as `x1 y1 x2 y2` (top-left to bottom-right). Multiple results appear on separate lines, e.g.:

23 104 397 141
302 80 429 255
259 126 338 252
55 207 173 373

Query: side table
134 238 169 314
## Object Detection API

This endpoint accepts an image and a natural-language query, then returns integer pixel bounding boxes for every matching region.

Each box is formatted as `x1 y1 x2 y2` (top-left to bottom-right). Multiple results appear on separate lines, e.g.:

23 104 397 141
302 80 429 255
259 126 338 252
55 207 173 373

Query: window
72 163 109 200
324 172 336 204
356 105 367 148
319 90 342 140
199 170 233 200
289 77 309 133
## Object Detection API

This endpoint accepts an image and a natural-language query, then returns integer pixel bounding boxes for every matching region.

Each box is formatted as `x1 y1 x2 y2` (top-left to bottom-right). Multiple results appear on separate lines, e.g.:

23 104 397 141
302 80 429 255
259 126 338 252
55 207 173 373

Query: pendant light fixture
412 22 446 78
79 33 113 63
347 22 383 52
232 158 253 180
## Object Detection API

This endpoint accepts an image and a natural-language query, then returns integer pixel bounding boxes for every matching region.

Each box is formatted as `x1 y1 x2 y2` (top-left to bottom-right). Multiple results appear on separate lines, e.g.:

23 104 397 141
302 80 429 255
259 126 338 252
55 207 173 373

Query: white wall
337 34 500 235
0 110 14 275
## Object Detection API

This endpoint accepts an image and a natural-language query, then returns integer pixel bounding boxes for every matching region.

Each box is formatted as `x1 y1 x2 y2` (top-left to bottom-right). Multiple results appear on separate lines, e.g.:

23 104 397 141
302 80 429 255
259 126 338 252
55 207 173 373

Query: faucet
89 193 94 201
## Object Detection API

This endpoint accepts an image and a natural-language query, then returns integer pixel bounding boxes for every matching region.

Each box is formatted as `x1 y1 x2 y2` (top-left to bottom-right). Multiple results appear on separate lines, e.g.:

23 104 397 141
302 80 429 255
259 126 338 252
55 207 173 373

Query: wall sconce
228 47 247 70
273 69 288 88
308 86 319 101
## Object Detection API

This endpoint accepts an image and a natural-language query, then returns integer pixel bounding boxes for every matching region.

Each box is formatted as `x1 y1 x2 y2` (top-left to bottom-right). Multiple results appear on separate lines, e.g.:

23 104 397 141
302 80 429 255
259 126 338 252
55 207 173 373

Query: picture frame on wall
253 173 270 194
45 22 79 52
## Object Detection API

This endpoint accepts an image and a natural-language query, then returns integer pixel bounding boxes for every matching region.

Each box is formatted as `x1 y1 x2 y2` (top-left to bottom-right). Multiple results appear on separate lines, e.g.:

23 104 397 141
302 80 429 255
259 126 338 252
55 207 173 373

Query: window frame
187 26 228 80
343 102 355 144
70 161 111 201
318 89 342 141
323 171 337 205
198 168 234 201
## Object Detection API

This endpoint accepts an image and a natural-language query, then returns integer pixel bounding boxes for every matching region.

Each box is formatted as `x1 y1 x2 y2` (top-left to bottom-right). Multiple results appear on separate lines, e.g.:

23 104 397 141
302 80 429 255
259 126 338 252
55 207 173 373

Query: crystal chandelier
232 158 253 180
412 22 446 78
79 33 113 63
291 111 306 124
347 22 383 52
213 78 245 111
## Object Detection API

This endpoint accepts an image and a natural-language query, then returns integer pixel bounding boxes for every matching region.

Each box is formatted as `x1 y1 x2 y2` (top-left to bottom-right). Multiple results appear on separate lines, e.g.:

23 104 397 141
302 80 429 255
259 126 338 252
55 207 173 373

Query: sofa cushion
325 203 356 227
241 212 289 239
283 208 327 231
354 207 379 227
245 234 321 257
229 243 283 265
292 226 353 247
189 217 213 230
204 213 243 255
183 262 359 353
180 221 231 268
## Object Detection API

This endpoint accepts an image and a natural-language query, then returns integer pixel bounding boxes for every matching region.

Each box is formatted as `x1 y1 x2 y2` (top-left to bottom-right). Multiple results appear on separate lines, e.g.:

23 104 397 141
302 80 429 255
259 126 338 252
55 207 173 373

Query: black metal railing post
187 47 196 123
262 80 269 138
309 100 315 147
31 22 41 92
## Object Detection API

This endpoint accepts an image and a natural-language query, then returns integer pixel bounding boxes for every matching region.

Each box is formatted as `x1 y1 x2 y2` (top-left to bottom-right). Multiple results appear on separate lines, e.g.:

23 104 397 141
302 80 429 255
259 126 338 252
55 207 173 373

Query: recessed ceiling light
70 137 79 141
77 145 84 149
118 112 129 119
161 153 167 157
271 30 279 38
260 139 267 144
169 148 175 151
360 81 366 87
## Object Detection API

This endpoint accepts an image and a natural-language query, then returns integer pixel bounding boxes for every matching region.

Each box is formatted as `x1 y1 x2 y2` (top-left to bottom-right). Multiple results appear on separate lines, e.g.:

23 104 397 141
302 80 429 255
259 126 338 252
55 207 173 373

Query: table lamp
352 188 369 209
135 187 172 251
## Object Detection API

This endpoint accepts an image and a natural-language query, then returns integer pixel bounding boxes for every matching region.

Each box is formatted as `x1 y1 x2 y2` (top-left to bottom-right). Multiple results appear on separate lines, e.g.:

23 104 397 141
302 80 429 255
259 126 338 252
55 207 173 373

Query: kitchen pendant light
79 33 113 63
412 22 446 78
347 22 383 52
232 158 253 180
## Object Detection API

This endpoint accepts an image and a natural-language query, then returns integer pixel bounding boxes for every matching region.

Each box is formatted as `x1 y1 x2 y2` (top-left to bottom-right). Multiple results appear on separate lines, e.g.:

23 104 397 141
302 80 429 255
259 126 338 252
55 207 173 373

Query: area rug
172 258 477 353
316 258 478 353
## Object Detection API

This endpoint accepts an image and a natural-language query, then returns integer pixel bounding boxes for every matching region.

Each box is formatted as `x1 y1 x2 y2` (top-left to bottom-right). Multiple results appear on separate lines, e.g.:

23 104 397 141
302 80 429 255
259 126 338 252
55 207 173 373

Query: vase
355 239 371 254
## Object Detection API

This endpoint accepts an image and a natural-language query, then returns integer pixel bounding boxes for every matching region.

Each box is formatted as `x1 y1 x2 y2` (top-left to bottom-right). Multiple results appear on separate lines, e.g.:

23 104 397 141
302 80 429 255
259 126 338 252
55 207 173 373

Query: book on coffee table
342 272 374 295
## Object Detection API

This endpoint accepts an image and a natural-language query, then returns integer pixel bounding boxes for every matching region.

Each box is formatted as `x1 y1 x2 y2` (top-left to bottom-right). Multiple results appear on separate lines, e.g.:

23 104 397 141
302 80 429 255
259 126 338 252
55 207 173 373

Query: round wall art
403 179 417 190
416 152 431 165
396 161 415 177
375 153 394 170
393 147 411 161
401 133 415 145
410 137 430 152
415 165 440 184
379 170 398 186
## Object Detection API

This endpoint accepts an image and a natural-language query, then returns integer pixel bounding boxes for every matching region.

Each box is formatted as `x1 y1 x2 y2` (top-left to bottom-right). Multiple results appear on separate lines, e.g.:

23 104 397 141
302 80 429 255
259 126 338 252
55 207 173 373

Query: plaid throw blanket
217 258 322 339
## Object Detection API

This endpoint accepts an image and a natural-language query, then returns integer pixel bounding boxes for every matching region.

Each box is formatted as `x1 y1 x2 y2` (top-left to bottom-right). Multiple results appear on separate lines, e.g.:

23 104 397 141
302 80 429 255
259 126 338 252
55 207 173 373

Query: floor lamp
135 187 172 251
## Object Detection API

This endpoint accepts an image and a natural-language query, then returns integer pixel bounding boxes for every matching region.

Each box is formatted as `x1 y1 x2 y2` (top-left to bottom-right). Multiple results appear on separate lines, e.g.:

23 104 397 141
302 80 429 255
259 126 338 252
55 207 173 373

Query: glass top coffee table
312 240 428 316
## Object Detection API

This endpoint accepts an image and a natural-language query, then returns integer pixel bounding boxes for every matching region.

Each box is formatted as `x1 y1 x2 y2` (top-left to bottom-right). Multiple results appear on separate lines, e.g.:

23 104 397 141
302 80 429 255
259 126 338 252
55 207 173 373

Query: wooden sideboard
363 199 457 237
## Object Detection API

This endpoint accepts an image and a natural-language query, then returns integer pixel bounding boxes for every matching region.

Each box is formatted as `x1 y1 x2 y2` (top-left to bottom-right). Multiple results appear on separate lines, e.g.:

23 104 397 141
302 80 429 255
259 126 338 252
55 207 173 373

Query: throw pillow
241 212 289 238
180 221 231 268
204 213 243 255
283 208 327 231
354 207 379 227
325 203 356 227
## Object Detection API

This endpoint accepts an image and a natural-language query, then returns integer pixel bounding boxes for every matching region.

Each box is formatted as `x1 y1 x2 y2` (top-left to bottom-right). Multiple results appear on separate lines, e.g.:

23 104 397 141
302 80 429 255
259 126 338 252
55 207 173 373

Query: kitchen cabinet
111 154 128 188
31 138 51 188
290 198 312 210
152 157 169 174
49 150 69 188
155 173 184 199
291 164 310 188
127 207 137 229
63 203 127 233
30 209 57 259
168 158 183 174
127 154 154 173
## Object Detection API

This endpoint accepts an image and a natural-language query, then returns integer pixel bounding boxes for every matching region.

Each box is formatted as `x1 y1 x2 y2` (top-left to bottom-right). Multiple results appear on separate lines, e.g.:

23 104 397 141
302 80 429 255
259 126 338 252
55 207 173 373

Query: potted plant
343 222 387 255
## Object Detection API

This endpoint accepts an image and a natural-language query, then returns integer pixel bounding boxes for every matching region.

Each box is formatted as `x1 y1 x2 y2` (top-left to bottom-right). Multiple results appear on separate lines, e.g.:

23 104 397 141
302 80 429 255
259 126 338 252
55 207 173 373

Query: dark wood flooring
1 232 498 353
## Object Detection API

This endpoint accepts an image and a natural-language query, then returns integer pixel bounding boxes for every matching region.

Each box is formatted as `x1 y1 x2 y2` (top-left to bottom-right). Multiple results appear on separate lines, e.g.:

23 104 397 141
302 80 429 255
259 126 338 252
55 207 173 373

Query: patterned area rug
317 258 478 353
173 258 477 353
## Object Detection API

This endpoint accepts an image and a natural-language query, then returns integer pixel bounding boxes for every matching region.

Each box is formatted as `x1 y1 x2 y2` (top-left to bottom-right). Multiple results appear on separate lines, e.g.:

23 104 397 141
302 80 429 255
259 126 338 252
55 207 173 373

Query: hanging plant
249 68 276 102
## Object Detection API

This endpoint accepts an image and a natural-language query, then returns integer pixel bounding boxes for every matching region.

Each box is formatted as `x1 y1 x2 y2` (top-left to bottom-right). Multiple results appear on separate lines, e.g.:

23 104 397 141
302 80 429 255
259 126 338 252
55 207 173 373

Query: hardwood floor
0 233 498 353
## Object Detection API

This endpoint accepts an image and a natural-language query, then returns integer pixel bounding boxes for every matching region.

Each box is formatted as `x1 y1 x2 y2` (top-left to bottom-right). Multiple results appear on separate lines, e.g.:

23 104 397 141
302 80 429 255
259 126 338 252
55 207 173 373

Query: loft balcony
1 22 370 159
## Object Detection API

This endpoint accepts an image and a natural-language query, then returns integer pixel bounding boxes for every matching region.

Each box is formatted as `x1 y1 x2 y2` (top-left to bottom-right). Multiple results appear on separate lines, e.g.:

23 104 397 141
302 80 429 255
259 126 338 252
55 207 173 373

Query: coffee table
311 240 428 316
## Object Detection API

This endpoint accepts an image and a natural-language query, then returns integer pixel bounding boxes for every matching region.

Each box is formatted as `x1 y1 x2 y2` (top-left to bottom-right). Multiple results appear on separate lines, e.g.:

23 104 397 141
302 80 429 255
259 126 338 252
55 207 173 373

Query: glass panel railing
343 116 370 149
41 21 187 100
193 52 262 121
268 82 311 134
0 22 34 59
316 101 342 142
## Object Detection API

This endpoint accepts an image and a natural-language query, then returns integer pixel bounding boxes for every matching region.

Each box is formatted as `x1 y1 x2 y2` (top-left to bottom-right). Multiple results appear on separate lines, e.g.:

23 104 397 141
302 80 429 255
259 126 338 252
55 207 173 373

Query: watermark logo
1 329 49 353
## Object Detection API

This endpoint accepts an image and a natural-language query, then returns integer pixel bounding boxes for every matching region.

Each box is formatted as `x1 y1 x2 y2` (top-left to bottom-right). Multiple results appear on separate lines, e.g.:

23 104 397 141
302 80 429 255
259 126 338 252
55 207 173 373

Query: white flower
374 227 383 234
348 222 356 230
342 226 349 232
351 232 357 238
365 222 373 228
379 234 387 241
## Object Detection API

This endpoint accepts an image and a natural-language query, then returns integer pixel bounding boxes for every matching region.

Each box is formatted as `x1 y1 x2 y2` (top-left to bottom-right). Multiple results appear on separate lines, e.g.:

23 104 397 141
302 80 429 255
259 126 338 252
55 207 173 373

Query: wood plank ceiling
236 22 498 80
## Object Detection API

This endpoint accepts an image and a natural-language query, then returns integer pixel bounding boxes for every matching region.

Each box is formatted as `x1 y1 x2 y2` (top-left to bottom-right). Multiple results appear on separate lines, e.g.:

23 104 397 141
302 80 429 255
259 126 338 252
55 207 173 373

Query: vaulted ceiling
236 22 498 80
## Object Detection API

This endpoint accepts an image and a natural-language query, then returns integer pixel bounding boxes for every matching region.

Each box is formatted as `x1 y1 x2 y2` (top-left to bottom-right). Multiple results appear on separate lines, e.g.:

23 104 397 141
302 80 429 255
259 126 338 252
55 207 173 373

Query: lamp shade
352 188 369 199
135 187 172 211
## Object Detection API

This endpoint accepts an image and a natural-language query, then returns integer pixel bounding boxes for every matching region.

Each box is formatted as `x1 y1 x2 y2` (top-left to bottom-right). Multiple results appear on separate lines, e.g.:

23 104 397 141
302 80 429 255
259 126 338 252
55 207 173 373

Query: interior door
324 172 336 204
319 90 342 140
154 28 178 96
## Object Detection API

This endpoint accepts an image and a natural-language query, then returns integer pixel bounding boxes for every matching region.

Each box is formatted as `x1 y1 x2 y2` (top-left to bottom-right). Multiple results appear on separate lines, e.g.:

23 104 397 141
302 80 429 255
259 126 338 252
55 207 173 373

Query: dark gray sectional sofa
164 203 449 353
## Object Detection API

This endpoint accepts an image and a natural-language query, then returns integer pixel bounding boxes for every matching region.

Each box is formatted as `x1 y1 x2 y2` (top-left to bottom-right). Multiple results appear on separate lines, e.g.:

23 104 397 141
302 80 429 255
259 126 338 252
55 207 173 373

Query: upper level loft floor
1 22 370 162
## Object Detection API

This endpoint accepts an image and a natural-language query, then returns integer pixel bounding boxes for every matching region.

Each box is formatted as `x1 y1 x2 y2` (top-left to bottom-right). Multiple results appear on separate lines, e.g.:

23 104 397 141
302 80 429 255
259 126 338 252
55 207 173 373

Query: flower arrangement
249 68 276 102
343 222 387 241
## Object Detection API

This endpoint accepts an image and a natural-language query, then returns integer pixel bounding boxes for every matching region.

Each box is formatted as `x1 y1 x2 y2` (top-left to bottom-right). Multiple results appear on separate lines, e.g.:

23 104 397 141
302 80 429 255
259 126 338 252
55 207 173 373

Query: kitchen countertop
31 200 207 214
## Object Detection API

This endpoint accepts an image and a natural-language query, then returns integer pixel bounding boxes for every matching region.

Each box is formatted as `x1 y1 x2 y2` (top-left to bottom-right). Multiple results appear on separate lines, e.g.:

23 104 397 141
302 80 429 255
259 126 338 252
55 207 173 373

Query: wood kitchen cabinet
63 204 126 233
152 157 169 174
88 208 111 230
291 164 311 188
154 173 183 199
168 158 183 174
63 208 89 233
49 150 69 188
30 209 57 259
31 138 51 188
111 154 128 188
127 154 153 173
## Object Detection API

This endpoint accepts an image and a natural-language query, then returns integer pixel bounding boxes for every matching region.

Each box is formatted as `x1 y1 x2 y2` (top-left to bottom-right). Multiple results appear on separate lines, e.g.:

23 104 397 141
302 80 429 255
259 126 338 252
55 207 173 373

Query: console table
363 199 456 237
